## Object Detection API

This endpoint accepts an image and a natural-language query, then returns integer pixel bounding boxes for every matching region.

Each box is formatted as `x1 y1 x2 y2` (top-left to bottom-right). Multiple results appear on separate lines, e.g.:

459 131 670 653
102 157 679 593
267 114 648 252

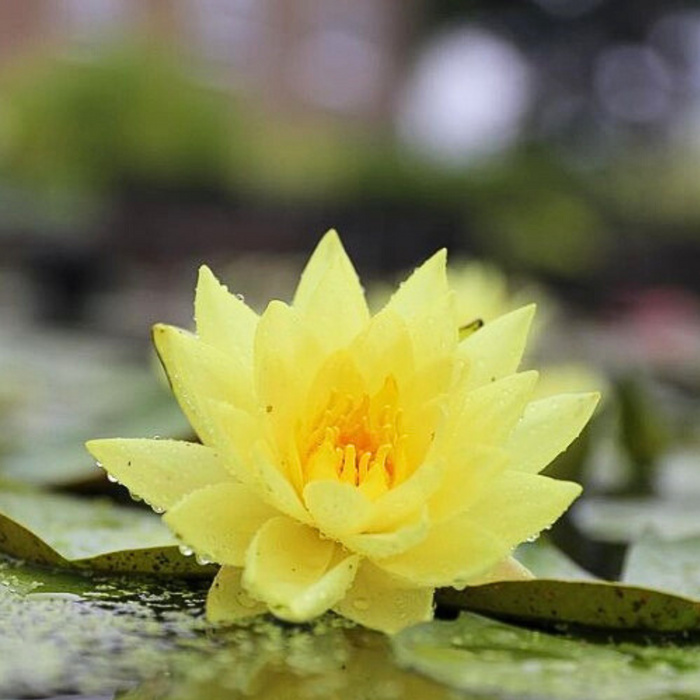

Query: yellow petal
376 512 508 588
243 516 359 621
344 510 430 559
383 249 449 320
195 265 258 365
292 230 369 352
457 305 535 390
350 309 415 395
164 482 277 566
254 301 322 465
367 461 442 533
333 561 434 634
303 480 373 537
253 445 312 524
206 566 267 623
467 556 534 585
506 392 600 474
468 470 582 549
153 324 255 446
383 251 457 364
85 438 233 511
428 445 509 523
441 371 539 449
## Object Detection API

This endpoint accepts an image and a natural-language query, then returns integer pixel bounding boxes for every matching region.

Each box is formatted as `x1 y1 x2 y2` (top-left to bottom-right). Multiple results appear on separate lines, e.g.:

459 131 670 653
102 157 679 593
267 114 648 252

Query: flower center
302 376 407 498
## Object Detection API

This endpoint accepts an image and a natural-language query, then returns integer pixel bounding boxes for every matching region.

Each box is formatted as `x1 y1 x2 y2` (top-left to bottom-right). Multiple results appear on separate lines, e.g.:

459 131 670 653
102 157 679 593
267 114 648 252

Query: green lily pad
0 332 188 487
436 578 700 632
393 613 700 700
623 535 700 600
0 487 211 575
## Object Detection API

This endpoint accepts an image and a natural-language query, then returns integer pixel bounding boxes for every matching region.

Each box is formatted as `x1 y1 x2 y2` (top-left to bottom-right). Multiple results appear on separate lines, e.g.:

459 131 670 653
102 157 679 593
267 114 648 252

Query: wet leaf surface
393 613 700 700
0 487 210 575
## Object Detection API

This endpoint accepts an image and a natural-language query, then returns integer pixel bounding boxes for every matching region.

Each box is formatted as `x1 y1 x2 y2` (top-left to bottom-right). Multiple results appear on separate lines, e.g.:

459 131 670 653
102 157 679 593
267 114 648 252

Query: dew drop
152 505 165 514
129 492 143 502
95 461 103 470
106 474 118 483
195 554 213 566
178 545 194 557
236 293 245 302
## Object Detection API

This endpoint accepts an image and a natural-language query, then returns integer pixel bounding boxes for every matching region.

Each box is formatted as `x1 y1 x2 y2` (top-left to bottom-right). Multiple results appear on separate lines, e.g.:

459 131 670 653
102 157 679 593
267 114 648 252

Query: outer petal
440 371 539 450
195 265 258 365
153 324 255 446
334 561 434 634
466 556 533 585
468 470 582 549
428 445 509 523
164 482 277 566
85 438 233 511
376 512 508 588
206 566 267 623
506 392 600 474
243 516 359 621
292 230 369 352
457 305 535 390
382 251 457 365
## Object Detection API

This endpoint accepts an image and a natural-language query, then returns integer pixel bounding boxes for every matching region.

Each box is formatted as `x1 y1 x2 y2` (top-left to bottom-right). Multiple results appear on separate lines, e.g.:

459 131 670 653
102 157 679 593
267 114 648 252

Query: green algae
393 613 700 700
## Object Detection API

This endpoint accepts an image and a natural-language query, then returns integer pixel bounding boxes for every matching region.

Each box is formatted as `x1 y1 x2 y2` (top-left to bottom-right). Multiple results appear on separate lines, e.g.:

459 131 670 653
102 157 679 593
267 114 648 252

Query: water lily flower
87 231 598 634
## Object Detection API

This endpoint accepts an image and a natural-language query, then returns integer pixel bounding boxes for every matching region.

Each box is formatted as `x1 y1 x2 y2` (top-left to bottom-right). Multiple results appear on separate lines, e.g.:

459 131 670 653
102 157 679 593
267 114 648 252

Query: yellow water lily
86 231 598 634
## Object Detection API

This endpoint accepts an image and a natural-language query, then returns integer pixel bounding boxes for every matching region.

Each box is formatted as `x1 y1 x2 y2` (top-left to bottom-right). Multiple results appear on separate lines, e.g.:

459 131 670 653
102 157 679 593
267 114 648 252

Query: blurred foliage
0 44 236 201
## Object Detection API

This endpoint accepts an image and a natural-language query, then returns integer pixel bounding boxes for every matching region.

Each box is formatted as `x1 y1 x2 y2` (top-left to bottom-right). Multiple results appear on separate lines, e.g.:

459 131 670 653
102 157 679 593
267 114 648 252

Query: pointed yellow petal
376 512 508 588
467 556 534 586
195 265 258 365
206 566 267 623
153 324 255 446
457 305 535 390
292 230 369 352
468 470 582 549
383 251 457 365
252 445 312 524
255 301 322 460
242 516 359 621
428 445 509 523
333 561 434 634
303 481 373 537
85 439 233 511
507 392 600 474
384 249 449 319
442 371 539 449
164 482 277 566
350 309 415 395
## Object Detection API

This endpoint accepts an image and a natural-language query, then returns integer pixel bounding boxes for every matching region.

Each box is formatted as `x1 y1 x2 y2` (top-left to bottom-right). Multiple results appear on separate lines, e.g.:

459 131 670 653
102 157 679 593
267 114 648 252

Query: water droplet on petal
236 293 245 302
178 545 194 557
106 474 118 483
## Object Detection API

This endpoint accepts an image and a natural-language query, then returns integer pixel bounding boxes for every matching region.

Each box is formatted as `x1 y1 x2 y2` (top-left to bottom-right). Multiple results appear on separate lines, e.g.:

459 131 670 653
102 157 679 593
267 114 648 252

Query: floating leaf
393 613 700 700
574 497 700 542
0 487 210 575
436 578 700 632
623 535 700 600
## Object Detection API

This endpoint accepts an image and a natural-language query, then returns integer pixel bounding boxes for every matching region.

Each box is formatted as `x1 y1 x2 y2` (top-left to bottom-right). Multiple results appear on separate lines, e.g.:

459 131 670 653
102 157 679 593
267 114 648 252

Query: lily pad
0 487 211 575
623 535 700 600
393 613 700 700
436 578 700 632
573 497 700 542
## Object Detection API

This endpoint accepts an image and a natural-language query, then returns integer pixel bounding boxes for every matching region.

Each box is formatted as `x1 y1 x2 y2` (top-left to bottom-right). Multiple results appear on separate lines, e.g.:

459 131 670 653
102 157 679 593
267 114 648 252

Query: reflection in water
122 623 461 700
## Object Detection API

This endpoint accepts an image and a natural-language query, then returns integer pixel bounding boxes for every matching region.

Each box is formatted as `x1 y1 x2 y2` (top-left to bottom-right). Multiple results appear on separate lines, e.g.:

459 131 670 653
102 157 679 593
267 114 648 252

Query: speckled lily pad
0 487 212 575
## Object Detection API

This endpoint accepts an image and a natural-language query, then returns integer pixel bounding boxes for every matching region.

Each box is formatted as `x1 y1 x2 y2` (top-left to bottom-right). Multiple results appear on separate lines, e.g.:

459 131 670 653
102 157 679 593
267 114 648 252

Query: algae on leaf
0 487 211 575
